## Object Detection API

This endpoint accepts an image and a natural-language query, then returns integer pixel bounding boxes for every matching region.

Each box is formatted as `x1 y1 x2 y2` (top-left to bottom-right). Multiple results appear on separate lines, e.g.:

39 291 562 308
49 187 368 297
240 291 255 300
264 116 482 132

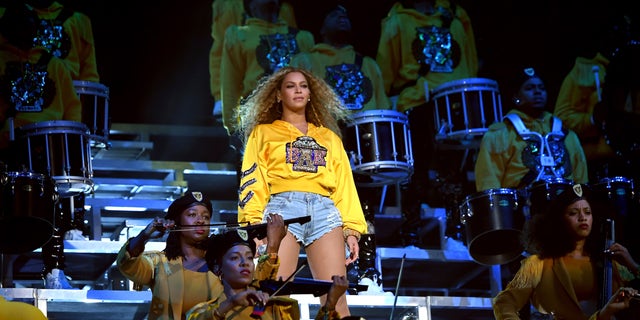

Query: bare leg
276 231 302 281
305 227 350 316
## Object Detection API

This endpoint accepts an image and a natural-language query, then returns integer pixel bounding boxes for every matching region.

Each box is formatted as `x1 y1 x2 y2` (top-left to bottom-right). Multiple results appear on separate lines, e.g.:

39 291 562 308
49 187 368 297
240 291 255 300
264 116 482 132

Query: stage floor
0 288 494 320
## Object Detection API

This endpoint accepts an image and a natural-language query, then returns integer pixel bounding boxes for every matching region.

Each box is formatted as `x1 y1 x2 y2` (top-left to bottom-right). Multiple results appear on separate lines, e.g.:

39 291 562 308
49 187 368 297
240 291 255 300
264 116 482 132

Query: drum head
467 229 523 266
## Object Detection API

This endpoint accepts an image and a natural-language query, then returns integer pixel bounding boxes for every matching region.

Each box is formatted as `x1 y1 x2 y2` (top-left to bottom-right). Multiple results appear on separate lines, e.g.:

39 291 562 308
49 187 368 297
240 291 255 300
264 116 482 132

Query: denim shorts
263 191 343 246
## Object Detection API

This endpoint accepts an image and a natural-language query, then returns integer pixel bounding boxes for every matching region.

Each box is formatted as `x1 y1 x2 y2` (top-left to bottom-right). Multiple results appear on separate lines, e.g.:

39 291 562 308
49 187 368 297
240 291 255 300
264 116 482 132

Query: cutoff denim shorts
263 191 343 246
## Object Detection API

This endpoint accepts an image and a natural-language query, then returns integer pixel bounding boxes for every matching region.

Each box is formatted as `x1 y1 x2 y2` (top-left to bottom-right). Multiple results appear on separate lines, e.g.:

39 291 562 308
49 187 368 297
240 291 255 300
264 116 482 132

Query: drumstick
169 216 311 236
424 80 430 102
9 117 14 141
592 66 602 102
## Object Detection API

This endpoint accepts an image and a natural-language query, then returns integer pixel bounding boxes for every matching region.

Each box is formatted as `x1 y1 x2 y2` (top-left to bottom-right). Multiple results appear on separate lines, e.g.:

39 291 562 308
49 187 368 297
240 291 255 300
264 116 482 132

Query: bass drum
460 188 524 265
0 171 59 254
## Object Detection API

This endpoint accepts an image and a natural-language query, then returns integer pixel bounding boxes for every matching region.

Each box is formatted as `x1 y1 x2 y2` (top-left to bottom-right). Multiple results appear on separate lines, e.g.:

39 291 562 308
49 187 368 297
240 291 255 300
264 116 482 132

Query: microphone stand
389 253 406 320
601 219 615 309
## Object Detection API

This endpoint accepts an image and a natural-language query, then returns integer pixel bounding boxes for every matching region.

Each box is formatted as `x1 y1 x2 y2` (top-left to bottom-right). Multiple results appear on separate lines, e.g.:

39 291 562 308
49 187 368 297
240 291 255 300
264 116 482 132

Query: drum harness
505 113 566 183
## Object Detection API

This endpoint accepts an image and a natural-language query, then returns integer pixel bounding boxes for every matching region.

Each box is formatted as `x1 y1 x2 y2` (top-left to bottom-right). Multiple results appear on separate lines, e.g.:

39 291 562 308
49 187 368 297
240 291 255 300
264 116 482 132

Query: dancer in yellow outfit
236 67 366 316
290 5 390 112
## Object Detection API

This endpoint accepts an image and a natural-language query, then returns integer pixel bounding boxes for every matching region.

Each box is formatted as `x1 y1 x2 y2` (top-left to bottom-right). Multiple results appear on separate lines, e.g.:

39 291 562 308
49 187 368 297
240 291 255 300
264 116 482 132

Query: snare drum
431 78 503 140
14 120 93 196
74 80 110 146
460 188 524 265
526 178 574 218
343 110 413 185
0 171 58 254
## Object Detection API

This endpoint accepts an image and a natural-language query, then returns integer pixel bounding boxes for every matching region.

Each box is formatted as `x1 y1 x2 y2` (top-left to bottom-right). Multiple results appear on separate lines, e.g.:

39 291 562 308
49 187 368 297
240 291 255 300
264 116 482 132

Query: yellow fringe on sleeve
506 255 544 289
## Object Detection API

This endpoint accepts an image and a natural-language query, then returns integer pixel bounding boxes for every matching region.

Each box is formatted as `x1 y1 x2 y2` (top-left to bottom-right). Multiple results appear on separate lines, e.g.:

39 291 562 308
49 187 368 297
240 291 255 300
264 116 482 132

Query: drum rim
347 109 408 125
597 176 634 184
73 80 110 96
2 171 47 180
439 128 488 139
463 188 517 202
353 161 412 172
528 178 574 187
72 80 109 89
54 177 94 196
349 109 407 118
18 120 90 134
431 77 499 95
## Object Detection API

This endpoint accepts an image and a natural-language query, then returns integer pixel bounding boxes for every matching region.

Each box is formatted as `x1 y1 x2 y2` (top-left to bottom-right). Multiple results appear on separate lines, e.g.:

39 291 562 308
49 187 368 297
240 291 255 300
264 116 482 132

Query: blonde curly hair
236 66 350 143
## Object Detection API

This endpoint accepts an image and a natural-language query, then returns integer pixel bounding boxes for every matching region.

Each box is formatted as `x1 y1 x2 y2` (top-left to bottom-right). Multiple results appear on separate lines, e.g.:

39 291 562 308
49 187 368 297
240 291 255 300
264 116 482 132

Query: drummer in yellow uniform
290 5 390 112
474 66 588 192
0 3 82 151
375 0 479 245
209 0 297 115
469 66 588 266
25 0 99 82
0 1 88 290
219 0 314 136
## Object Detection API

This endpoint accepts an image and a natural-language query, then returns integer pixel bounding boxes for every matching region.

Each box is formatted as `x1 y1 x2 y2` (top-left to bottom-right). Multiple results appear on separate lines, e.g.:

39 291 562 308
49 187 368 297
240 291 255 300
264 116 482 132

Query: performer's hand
606 243 638 271
325 275 349 311
144 217 175 239
265 213 286 255
345 236 359 265
228 288 269 307
599 287 639 319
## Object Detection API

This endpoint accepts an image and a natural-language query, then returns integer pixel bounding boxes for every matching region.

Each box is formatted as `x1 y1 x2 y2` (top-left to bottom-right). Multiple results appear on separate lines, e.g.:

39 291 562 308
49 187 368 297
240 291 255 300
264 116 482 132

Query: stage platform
2 123 501 319
0 288 494 320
